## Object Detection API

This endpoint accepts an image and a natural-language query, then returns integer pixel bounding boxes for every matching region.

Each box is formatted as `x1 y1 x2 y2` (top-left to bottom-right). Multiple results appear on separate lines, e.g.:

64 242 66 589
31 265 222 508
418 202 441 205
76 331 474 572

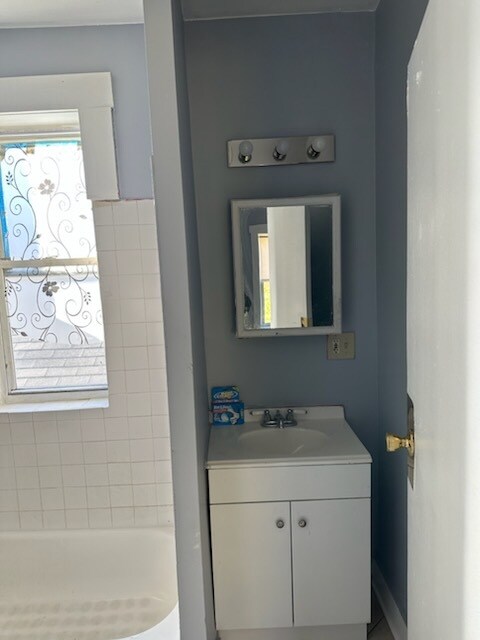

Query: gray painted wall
144 1 215 639
184 13 379 527
0 25 153 200
375 0 428 621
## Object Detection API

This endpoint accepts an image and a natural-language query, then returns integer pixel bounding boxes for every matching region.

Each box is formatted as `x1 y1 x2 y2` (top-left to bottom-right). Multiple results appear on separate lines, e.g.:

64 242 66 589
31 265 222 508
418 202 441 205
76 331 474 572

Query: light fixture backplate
227 134 335 168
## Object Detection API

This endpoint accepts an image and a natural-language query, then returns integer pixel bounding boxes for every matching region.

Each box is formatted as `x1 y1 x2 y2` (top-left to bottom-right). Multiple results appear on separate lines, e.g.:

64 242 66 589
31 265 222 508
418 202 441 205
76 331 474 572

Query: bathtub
0 527 179 640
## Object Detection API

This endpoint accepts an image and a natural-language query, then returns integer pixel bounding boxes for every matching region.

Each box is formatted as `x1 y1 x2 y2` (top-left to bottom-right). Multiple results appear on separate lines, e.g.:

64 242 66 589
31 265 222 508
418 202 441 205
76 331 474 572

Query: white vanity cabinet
210 495 370 631
206 407 372 640
208 463 371 636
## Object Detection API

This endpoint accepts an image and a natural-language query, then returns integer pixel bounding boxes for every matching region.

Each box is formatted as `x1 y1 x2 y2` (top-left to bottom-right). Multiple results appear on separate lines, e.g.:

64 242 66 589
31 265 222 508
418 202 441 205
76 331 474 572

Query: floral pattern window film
0 129 107 394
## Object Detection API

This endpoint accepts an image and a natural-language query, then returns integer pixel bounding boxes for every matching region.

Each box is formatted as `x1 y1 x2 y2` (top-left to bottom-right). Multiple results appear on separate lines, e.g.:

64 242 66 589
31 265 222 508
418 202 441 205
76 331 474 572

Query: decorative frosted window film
0 110 107 394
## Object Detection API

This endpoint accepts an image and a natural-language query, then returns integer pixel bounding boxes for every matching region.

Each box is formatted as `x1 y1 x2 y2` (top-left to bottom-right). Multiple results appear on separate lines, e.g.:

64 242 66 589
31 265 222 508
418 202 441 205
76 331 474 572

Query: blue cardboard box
212 402 245 426
211 386 241 404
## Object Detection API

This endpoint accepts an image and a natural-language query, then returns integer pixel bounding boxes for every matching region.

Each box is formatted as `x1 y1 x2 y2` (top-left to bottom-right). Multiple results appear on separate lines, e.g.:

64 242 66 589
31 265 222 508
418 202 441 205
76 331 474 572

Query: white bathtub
0 527 179 640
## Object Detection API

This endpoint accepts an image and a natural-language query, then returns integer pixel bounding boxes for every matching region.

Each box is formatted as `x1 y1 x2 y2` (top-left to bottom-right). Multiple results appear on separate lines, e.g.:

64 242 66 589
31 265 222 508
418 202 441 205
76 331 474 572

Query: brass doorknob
386 431 415 457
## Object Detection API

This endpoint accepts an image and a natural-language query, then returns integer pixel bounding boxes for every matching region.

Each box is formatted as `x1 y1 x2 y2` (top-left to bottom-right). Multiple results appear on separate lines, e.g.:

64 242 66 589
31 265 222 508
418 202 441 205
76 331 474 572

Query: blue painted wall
185 12 379 550
0 25 153 200
375 0 429 620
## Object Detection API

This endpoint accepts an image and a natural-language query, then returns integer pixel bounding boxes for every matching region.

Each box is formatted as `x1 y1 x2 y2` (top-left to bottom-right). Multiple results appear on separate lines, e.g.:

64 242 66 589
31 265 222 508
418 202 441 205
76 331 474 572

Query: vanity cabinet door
291 498 370 627
210 502 292 630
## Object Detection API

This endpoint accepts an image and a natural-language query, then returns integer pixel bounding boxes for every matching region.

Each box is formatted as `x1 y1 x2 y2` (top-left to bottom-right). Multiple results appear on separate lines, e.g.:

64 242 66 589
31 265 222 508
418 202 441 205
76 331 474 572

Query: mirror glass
232 196 341 337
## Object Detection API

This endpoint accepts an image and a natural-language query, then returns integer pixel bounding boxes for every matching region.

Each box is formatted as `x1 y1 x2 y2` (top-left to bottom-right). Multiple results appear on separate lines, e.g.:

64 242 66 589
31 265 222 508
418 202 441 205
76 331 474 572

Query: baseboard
371 562 407 640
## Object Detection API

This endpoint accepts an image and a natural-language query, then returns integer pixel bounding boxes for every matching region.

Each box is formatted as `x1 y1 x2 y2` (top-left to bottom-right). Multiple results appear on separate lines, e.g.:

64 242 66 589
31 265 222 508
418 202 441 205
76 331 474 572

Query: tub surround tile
64 487 88 510
20 511 43 530
41 488 65 511
39 466 62 489
60 442 84 466
84 442 108 465
133 484 157 507
132 461 156 485
0 490 18 512
110 485 134 508
112 506 135 528
62 465 87 487
87 486 111 509
57 421 82 443
134 506 157 527
85 464 109 487
0 201 173 531
34 422 59 444
11 422 35 445
15 467 39 490
0 511 20 530
66 509 89 529
130 438 154 462
88 508 113 528
13 444 37 467
108 462 132 485
0 467 17 490
107 440 131 463
36 444 61 467
0 426 12 445
105 417 130 440
43 510 66 529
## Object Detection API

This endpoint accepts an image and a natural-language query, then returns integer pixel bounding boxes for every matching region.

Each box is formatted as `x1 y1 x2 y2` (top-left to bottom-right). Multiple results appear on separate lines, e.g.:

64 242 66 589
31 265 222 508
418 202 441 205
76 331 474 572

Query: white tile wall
0 200 174 531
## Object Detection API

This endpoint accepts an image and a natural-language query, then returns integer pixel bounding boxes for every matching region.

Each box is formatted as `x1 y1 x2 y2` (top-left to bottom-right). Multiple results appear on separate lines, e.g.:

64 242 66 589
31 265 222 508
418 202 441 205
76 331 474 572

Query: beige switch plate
327 332 355 360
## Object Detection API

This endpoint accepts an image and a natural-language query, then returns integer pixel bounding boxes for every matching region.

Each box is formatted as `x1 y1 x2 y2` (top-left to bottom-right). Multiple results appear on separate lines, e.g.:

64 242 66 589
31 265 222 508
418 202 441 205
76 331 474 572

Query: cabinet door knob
298 518 307 528
276 519 285 529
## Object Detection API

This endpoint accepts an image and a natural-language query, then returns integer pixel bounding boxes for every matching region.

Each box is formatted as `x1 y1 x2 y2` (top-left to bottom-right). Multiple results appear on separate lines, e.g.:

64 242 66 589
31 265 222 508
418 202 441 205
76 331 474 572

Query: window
257 233 271 328
0 73 118 410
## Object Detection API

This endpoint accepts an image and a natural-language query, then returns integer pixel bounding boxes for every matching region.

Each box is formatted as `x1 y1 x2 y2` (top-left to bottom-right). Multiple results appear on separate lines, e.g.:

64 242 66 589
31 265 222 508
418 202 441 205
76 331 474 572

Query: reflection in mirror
232 196 341 338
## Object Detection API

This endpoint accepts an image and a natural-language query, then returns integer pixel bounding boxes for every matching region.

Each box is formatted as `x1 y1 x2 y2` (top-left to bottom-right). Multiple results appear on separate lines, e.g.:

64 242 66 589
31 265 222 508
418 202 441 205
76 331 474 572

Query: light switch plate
327 333 355 360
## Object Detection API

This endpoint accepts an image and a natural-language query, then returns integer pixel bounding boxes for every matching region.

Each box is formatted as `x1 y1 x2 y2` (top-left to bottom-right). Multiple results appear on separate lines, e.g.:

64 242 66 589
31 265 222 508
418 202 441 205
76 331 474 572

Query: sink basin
239 427 327 456
207 406 373 468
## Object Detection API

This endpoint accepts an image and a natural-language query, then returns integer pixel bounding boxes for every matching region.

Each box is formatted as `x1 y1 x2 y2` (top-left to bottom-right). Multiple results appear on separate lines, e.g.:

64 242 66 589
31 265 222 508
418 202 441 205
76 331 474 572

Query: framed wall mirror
232 195 341 338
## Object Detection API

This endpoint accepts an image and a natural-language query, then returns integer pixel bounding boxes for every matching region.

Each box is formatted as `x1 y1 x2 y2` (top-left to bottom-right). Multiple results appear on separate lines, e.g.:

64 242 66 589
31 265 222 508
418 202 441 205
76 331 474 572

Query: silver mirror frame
231 194 342 338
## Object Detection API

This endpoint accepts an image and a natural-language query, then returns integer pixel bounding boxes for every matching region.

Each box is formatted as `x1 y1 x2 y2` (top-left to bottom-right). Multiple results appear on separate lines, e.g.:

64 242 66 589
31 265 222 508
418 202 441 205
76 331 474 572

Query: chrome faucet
261 409 298 428
274 410 285 428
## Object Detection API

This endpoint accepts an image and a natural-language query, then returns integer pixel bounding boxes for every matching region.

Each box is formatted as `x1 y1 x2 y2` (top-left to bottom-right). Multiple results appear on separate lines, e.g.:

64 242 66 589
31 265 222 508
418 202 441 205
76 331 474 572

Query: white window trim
0 73 119 200
0 72 117 412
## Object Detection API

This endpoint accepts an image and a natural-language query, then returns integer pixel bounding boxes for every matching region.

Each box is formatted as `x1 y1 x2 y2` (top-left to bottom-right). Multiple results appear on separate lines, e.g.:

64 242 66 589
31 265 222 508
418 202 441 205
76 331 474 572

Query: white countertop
206 406 372 469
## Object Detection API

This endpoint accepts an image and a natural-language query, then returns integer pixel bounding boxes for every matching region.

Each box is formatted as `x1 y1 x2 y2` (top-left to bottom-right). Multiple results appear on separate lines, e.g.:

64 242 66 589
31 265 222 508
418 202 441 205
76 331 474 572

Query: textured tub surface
0 596 167 640
0 528 178 640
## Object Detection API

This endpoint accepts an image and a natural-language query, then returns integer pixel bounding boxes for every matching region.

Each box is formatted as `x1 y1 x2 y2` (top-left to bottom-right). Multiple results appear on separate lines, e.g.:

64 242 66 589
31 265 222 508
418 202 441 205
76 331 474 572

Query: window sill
0 396 108 414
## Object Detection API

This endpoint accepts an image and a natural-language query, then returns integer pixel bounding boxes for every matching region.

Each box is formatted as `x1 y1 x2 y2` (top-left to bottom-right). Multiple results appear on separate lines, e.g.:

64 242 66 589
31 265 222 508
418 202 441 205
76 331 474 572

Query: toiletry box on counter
206 406 372 640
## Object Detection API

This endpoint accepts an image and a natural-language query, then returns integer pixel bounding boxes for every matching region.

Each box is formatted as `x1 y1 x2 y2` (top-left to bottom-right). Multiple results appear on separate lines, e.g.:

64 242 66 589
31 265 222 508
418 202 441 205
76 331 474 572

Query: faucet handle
261 409 277 427
285 409 298 426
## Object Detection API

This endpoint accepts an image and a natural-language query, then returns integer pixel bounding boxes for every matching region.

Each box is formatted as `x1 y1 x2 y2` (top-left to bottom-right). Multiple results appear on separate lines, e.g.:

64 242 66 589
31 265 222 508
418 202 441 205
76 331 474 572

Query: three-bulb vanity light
238 140 254 164
272 139 290 161
306 137 327 159
229 134 335 168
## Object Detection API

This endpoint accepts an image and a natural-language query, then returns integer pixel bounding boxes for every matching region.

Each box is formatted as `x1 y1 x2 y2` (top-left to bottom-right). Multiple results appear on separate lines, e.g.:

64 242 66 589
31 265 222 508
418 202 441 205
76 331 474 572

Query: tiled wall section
0 200 174 531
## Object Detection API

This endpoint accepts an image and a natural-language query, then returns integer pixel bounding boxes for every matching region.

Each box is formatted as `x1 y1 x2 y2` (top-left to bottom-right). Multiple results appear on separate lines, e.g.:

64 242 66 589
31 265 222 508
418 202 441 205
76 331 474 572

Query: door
210 502 292 630
291 499 370 627
407 1 480 637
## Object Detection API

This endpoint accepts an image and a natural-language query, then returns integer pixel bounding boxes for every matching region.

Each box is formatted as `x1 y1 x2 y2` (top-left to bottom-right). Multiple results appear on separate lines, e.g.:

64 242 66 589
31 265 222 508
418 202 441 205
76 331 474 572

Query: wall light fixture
228 134 335 168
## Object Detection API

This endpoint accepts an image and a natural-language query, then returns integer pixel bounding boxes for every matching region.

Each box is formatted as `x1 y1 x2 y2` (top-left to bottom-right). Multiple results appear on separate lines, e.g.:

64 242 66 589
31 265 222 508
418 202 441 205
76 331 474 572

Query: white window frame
0 73 118 412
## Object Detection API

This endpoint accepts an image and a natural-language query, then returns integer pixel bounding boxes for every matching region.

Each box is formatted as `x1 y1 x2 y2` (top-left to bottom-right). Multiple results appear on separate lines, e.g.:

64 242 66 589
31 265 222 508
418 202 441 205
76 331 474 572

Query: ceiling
0 0 380 29
181 0 380 21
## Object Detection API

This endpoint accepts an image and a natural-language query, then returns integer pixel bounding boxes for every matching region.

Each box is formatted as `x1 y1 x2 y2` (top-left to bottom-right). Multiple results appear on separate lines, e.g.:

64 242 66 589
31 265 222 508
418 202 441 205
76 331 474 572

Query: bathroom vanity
206 407 372 640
